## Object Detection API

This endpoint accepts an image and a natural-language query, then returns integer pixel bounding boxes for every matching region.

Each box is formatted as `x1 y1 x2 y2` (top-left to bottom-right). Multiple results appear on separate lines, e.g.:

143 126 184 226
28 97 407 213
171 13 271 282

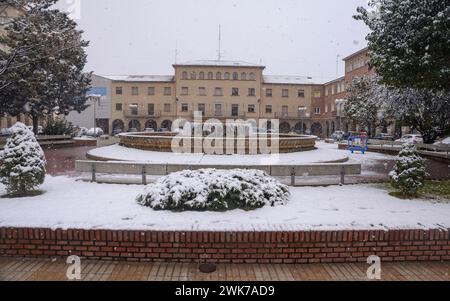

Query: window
298 89 305 98
199 72 205 80
248 88 256 96
214 87 223 96
314 91 321 98
198 104 205 115
164 103 171 112
314 107 321 115
325 105 329 113
182 72 188 80
215 104 223 116
248 105 255 113
198 87 206 96
249 73 256 80
208 72 213 80
232 88 239 96
266 89 273 97
282 89 289 97
231 104 239 117
116 103 123 111
233 72 239 80
265 105 272 114
130 103 138 115
148 104 155 116
116 87 123 95
191 72 196 80
131 87 139 96
216 72 222 80
282 106 289 118
164 87 172 96
224 72 230 80
181 87 189 95
241 72 247 80
148 87 155 96
181 103 189 112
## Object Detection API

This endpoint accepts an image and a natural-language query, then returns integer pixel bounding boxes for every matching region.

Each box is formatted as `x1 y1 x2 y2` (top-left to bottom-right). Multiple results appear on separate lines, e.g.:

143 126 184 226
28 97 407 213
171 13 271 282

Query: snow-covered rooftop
263 75 320 85
174 60 265 68
100 75 175 82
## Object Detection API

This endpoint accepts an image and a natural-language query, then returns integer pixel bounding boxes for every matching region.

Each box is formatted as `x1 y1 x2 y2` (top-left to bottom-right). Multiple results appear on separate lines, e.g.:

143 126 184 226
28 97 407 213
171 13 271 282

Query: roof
342 47 369 61
263 75 319 85
174 60 265 68
324 76 345 86
100 75 175 82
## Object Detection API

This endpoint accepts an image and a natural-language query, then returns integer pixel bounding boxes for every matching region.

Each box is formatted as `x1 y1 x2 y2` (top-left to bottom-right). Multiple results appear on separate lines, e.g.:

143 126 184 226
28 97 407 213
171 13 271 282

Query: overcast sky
56 0 370 82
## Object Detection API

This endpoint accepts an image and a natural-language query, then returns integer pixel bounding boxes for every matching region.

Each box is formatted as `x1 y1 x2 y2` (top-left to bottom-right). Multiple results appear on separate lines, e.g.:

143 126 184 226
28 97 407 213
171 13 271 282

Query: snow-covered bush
389 144 426 196
0 123 47 196
136 169 290 211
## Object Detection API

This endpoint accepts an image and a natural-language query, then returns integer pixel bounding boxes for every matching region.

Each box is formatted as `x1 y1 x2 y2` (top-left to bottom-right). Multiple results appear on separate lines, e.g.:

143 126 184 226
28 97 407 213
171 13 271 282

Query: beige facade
105 61 331 136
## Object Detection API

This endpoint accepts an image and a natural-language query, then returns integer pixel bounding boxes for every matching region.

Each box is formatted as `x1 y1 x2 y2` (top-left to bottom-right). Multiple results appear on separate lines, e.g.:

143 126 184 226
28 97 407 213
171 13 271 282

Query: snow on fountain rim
87 142 352 165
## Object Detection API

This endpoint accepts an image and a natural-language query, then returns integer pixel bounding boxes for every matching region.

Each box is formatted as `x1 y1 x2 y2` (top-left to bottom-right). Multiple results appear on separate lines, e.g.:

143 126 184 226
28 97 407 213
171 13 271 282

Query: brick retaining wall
1 228 449 264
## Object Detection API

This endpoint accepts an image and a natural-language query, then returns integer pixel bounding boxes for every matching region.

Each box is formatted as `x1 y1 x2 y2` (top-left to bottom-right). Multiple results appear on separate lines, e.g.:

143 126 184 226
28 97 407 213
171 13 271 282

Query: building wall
66 75 112 132
110 81 177 133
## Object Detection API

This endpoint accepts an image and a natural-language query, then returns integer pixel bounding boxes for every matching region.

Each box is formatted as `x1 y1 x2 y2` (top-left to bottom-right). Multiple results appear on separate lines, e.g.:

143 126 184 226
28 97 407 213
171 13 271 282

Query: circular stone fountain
118 132 317 154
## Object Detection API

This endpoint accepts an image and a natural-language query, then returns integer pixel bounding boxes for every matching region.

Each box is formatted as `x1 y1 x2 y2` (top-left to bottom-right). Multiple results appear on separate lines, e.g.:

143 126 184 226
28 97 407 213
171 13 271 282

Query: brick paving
0 257 449 281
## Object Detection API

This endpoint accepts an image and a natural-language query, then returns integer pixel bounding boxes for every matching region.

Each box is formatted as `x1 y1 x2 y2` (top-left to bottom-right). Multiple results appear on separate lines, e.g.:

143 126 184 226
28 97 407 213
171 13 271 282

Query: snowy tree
355 0 450 91
385 88 450 144
389 144 426 197
345 76 391 137
0 0 91 134
0 122 46 196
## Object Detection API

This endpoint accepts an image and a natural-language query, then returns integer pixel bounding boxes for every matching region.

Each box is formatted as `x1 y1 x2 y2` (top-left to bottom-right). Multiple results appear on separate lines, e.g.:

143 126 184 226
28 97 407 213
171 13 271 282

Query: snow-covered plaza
1 175 450 232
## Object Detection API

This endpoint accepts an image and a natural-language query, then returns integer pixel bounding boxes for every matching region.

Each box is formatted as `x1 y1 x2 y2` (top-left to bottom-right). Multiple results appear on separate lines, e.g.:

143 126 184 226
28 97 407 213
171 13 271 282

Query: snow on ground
0 176 448 231
87 142 393 165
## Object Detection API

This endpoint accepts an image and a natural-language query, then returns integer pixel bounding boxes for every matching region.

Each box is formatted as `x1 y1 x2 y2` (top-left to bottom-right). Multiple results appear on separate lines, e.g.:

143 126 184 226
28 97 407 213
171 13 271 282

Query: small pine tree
0 122 47 196
389 144 426 196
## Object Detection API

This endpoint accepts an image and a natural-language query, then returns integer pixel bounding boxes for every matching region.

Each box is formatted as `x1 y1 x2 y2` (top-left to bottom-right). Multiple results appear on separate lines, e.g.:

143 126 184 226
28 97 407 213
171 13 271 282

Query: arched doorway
326 122 330 137
161 120 173 131
331 122 336 133
294 122 307 134
311 123 323 137
145 119 157 131
279 122 291 134
112 119 125 134
128 120 141 131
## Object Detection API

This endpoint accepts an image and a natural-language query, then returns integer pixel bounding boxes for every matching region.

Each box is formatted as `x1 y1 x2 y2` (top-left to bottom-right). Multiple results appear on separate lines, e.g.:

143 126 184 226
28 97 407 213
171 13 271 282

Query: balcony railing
123 110 161 118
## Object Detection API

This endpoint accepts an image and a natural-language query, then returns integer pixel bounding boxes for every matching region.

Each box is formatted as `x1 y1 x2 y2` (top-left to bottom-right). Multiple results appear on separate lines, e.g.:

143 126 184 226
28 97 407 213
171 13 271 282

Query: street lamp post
298 107 308 134
88 94 101 137
335 99 347 131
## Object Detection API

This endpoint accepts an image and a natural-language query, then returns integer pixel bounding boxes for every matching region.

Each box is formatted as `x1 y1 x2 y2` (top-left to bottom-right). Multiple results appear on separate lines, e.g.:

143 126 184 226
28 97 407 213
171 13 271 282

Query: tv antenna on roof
217 25 223 61
174 41 179 64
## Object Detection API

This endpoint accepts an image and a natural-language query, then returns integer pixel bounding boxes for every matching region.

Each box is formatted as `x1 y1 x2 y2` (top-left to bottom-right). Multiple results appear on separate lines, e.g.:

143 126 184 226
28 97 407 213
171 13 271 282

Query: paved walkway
1 257 449 281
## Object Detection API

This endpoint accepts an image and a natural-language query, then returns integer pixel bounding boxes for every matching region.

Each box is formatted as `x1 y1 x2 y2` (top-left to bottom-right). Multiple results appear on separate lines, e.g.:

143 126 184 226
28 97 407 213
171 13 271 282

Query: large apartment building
101 60 328 136
100 49 376 138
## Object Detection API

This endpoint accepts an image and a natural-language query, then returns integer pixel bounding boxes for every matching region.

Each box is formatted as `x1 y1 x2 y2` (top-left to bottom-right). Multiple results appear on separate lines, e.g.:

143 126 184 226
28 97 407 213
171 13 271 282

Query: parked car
128 128 138 133
86 127 104 137
331 131 345 141
434 137 450 147
159 128 170 132
373 133 394 141
144 128 155 133
0 128 11 137
395 134 423 144
26 126 44 135
112 128 123 136
76 127 89 137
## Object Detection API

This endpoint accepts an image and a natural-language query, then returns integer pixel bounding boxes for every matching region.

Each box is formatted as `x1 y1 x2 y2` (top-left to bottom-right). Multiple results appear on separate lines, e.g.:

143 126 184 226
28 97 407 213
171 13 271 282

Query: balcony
124 110 161 118
275 112 311 120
